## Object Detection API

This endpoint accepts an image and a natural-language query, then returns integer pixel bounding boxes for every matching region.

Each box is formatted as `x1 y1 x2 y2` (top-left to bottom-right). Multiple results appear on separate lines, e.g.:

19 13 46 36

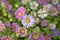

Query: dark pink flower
15 7 26 19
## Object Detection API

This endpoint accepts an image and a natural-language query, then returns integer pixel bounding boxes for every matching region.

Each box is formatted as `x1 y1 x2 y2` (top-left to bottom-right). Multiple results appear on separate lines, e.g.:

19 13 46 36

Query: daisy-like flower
49 7 58 16
41 20 48 26
6 4 12 11
57 4 60 11
45 34 51 40
52 29 60 36
0 22 5 32
28 32 45 40
21 15 34 28
38 9 48 18
43 4 53 11
52 0 58 5
39 0 51 5
15 7 26 20
48 23 56 29
30 11 36 17
17 27 27 37
30 1 38 10
10 23 18 32
1 36 13 40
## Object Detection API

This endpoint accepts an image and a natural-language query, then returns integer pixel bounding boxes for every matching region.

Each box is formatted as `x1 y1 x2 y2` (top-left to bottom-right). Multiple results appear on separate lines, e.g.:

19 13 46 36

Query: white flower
48 23 56 29
43 4 53 11
21 15 34 28
29 11 36 17
52 0 58 5
38 9 48 18
30 1 38 10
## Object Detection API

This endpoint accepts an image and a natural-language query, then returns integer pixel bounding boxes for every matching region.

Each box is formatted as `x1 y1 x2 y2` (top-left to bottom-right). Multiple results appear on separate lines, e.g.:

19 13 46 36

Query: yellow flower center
41 12 45 15
51 8 56 14
20 29 25 34
18 12 22 16
33 33 39 39
0 26 3 30
32 4 36 7
26 18 30 23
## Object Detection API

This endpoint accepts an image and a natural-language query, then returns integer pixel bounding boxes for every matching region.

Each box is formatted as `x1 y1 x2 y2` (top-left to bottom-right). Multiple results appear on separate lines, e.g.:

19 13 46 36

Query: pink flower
15 7 26 20
17 27 27 37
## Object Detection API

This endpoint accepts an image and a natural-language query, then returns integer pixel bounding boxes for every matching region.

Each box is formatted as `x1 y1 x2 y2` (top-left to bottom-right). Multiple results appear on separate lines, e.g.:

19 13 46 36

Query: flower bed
0 0 60 40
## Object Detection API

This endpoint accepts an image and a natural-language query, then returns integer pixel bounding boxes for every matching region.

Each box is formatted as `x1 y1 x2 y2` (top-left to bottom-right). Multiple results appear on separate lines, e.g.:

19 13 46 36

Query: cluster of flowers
0 0 60 40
